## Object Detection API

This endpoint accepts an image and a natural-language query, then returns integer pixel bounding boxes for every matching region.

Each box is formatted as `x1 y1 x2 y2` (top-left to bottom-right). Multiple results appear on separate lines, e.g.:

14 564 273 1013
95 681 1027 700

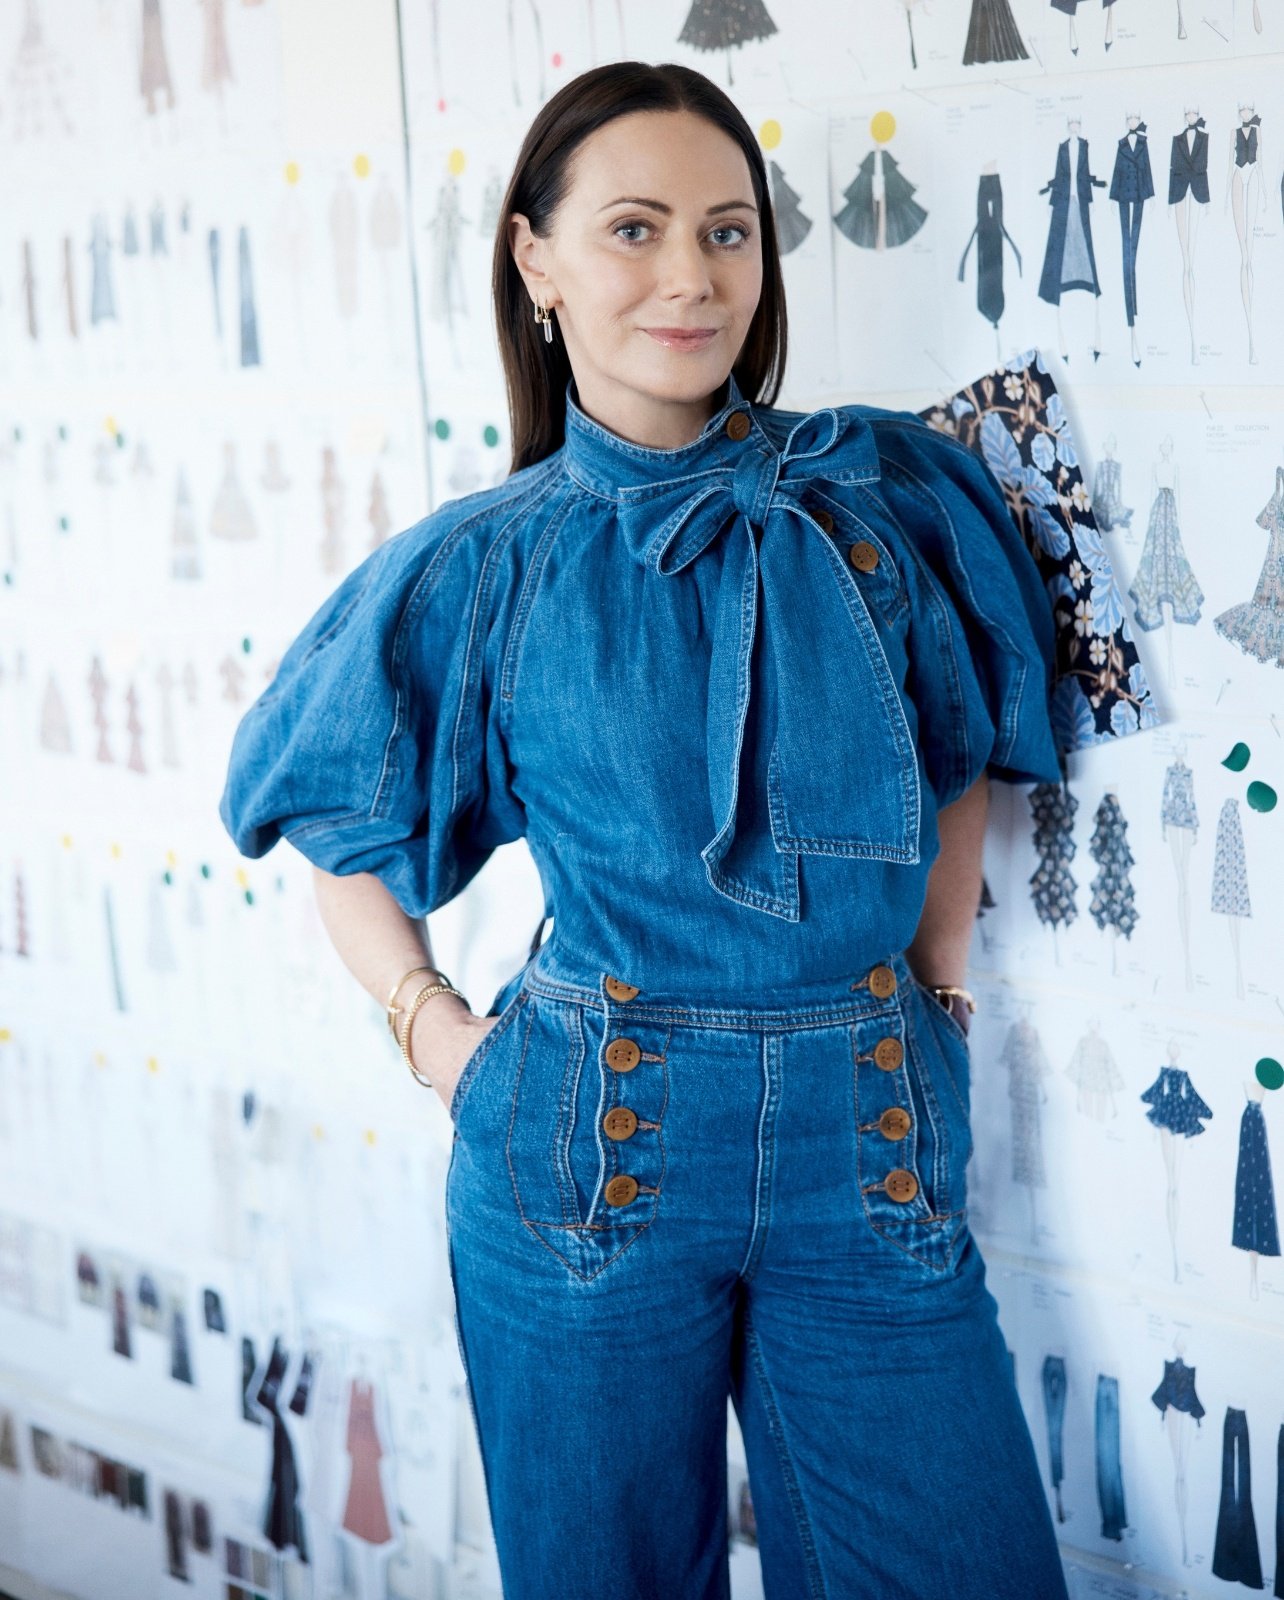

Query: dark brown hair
492 61 788 475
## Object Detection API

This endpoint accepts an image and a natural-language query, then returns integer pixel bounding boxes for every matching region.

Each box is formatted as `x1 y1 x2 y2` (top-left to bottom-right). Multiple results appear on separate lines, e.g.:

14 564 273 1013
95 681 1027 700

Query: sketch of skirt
963 0 1030 62
1232 1101 1280 1257
1129 485 1204 630
1211 797 1250 917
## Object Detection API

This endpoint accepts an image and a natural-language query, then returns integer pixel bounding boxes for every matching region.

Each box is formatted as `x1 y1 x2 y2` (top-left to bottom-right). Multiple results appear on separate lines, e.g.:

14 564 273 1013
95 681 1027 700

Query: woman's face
509 109 764 449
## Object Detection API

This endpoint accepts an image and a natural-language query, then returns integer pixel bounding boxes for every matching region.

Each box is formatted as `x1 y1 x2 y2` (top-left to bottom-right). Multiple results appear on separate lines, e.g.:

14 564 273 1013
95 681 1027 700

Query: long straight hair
492 62 788 476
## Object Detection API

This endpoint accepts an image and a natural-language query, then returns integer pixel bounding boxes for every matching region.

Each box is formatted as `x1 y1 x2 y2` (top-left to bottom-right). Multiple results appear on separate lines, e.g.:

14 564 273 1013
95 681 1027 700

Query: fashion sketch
768 160 812 254
1152 1339 1204 1566
209 443 258 542
1210 797 1250 1000
1140 1044 1212 1282
1226 107 1265 363
255 1337 308 1559
1108 114 1153 365
1037 121 1106 362
1232 1090 1279 1300
1087 792 1137 968
677 0 777 86
1161 753 1198 988
88 215 117 325
1050 0 1118 53
1095 1375 1126 1541
1128 439 1203 686
833 116 927 251
1000 1015 1052 1244
1214 465 1284 669
1029 781 1078 957
1169 110 1209 364
1212 1407 1263 1585
1066 1021 1124 1120
1042 1355 1068 1523
895 0 927 68
957 167 1022 354
963 0 1029 62
1092 437 1132 531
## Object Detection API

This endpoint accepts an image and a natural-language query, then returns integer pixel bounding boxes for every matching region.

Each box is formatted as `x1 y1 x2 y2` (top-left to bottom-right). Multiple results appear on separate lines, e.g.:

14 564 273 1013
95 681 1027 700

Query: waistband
516 940 919 1030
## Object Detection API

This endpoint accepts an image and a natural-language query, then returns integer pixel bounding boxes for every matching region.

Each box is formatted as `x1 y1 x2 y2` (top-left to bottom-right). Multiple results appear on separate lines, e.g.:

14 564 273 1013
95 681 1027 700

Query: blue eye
612 221 752 249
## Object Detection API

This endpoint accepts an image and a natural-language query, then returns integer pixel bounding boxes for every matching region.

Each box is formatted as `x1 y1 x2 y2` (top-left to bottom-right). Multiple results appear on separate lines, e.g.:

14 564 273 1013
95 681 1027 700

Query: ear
508 212 558 308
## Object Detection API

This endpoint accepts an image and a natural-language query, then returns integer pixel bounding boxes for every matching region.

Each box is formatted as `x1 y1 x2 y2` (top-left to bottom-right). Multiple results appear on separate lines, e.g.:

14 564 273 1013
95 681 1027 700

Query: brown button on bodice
604 1174 640 1207
885 1168 919 1203
812 508 834 533
868 964 898 999
848 540 880 573
873 1036 904 1072
604 977 639 1002
604 1037 642 1072
603 1106 638 1140
879 1106 912 1140
725 411 751 441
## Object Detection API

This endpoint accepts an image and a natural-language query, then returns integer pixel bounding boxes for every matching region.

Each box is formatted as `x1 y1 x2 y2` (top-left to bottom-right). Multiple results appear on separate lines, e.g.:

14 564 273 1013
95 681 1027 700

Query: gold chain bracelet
397 979 468 1088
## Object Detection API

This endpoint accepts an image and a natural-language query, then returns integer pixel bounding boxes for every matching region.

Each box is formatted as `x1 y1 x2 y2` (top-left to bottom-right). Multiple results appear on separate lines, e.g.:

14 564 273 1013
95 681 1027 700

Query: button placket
596 974 665 1213
853 1007 929 1218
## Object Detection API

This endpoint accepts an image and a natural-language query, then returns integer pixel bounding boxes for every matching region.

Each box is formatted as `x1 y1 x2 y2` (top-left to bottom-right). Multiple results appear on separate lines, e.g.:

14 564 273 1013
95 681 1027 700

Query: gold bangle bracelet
397 979 469 1088
386 964 449 1040
928 984 977 1013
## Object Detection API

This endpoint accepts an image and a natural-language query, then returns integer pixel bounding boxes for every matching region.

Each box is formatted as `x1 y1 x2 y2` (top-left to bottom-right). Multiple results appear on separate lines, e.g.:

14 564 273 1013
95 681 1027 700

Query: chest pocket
804 492 910 631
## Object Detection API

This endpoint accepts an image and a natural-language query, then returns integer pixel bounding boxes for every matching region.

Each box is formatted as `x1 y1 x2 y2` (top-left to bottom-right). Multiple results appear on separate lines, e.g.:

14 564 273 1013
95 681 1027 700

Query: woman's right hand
408 996 499 1117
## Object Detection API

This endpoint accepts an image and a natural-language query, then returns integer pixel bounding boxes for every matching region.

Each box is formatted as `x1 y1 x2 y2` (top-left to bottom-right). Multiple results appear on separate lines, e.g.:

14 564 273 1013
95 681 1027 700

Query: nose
657 235 714 300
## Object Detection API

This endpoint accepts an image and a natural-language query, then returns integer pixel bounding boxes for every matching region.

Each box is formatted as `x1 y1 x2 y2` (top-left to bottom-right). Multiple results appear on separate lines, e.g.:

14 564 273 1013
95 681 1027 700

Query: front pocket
906 974 972 1116
448 991 529 1127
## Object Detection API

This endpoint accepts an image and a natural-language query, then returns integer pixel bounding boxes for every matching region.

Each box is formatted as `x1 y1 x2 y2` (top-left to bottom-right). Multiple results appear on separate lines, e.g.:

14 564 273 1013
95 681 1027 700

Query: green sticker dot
482 424 499 448
244 888 255 907
1223 742 1251 771
433 418 451 440
58 423 68 441
162 869 173 886
1246 781 1276 813
3 573 11 586
1256 1058 1284 1091
115 432 126 448
199 863 211 879
59 515 69 531
242 636 252 654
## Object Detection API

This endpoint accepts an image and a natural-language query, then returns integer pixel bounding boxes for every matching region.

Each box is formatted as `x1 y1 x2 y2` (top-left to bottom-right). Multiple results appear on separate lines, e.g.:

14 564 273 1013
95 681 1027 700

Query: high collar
562 369 770 499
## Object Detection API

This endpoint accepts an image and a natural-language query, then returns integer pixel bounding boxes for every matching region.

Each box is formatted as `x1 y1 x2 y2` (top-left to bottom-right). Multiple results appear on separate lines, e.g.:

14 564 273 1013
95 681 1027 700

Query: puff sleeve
874 415 1065 808
217 508 526 917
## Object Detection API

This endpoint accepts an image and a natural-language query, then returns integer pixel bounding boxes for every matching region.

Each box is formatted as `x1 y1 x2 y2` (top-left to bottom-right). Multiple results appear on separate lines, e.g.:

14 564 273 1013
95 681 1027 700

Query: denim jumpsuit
220 370 1072 1598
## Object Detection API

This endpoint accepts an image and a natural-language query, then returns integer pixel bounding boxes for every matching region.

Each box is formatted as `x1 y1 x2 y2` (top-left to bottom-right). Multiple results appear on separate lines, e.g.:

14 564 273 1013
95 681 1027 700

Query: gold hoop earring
533 298 554 344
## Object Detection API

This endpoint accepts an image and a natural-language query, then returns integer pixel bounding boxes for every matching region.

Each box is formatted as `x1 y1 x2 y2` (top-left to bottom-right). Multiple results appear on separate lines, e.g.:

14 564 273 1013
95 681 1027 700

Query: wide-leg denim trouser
444 946 1069 1600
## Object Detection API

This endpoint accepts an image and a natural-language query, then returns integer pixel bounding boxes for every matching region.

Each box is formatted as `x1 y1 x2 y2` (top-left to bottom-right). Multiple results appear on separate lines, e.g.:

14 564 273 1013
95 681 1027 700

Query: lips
643 328 718 349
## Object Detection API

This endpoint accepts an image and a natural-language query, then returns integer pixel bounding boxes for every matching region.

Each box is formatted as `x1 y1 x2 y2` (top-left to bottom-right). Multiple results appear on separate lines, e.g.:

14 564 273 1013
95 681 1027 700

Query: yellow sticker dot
285 160 300 184
870 110 896 144
110 842 123 859
94 1051 107 1067
234 867 249 888
364 1129 377 1146
447 147 466 177
353 153 371 178
759 118 782 150
104 415 117 435
146 1056 160 1074
312 1123 326 1140
165 849 177 867
61 834 73 849
0 1028 12 1043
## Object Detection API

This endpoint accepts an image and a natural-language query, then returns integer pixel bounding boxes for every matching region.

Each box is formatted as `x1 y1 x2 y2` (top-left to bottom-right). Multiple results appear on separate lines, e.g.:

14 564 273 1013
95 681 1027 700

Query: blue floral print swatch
920 347 1159 751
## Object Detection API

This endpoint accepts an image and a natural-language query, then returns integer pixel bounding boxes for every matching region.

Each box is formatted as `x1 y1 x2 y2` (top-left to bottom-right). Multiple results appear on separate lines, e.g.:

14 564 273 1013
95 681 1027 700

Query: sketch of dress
1213 466 1284 669
1088 792 1138 963
342 1377 394 1544
199 0 233 95
1129 485 1204 631
1161 759 1197 833
259 1337 308 1558
768 160 812 254
238 225 260 367
1162 757 1197 988
209 443 258 541
88 215 117 324
1066 1025 1124 1119
140 0 175 114
1001 1019 1051 1188
1151 1356 1204 1425
1028 781 1078 938
1212 1408 1263 1587
833 147 927 250
1232 1099 1279 1258
963 0 1029 62
1037 134 1106 304
678 0 777 84
1091 455 1132 530
1140 1065 1212 1137
149 199 167 256
1211 797 1250 917
958 172 1021 328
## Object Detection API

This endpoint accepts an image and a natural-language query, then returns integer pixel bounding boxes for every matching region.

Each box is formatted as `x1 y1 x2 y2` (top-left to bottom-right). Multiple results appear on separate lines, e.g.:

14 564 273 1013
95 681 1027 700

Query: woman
219 61 1070 1600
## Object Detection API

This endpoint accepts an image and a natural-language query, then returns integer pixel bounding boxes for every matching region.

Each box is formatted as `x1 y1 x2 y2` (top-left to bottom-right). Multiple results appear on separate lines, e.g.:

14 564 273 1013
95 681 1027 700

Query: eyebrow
596 196 759 215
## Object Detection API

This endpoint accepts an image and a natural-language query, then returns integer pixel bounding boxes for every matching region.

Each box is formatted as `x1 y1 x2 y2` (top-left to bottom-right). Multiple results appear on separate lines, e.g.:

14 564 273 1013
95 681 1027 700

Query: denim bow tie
614 405 922 921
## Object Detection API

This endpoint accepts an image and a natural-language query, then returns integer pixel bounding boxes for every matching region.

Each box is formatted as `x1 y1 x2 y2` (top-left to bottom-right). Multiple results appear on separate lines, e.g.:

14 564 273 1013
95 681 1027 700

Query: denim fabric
1042 1354 1068 1523
445 946 1069 1598
1116 198 1144 325
218 369 1062 994
1094 1373 1127 1540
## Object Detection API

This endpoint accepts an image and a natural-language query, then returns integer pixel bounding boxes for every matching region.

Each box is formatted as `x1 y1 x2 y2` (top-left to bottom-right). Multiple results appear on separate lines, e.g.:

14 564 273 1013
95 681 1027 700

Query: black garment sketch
1236 116 1260 167
963 0 1029 62
1168 120 1210 204
1042 1355 1068 1522
164 1488 188 1580
1029 781 1078 929
191 1497 212 1552
958 173 1022 327
1109 125 1154 328
171 1302 193 1384
1212 1407 1263 1587
1038 135 1106 304
242 1337 263 1424
677 0 777 82
1095 1374 1126 1541
258 1337 309 1561
1140 1067 1212 1137
833 148 927 249
1152 1358 1205 1424
1275 1424 1283 1599
288 1350 315 1416
203 1286 226 1332
111 1282 131 1358
768 160 812 254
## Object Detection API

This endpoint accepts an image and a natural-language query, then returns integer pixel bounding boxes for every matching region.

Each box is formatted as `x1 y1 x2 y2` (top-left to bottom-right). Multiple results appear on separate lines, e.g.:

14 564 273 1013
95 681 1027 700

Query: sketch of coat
1213 466 1284 669
259 1338 308 1558
833 148 928 249
1001 1018 1051 1187
1037 136 1106 304
1232 1101 1279 1256
958 173 1021 327
963 0 1029 62
1168 121 1210 204
1140 1067 1212 1137
1161 759 1197 834
1211 798 1250 917
768 160 812 254
88 215 116 324
1129 485 1204 631
1091 456 1131 530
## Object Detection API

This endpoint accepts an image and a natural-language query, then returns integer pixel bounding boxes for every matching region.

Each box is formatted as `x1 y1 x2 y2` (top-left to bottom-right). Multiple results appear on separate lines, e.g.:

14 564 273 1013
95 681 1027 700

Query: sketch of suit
1168 123 1210 204
958 173 1022 328
1038 136 1106 304
1109 128 1153 326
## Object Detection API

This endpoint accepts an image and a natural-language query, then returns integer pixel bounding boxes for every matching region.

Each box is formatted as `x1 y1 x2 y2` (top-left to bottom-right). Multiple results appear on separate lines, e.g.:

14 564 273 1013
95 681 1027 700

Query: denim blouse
218 369 1065 994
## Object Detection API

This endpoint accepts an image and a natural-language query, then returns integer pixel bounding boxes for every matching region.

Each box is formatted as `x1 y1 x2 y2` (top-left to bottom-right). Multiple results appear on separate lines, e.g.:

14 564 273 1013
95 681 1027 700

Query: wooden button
848 540 880 573
603 1107 638 1140
879 1107 912 1140
868 964 898 999
725 411 751 441
873 1036 904 1072
885 1168 918 1203
813 508 834 533
605 1174 640 1207
604 976 639 1002
605 1037 642 1072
